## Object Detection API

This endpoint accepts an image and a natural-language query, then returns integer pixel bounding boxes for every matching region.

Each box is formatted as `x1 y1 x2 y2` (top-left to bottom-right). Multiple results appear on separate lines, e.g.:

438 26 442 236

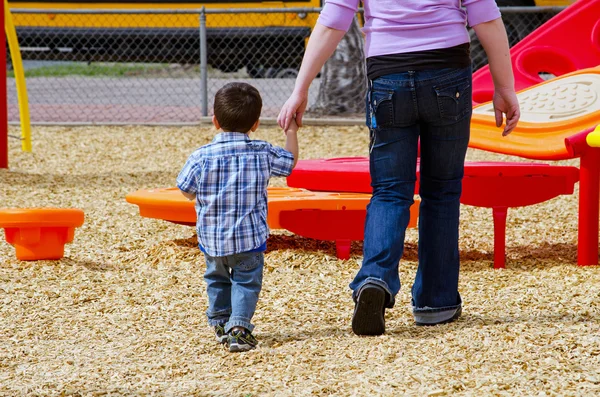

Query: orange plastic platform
0 208 85 261
126 187 420 259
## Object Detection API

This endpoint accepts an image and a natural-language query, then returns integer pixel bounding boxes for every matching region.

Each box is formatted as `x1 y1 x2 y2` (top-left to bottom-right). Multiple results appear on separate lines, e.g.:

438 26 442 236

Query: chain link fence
6 6 565 124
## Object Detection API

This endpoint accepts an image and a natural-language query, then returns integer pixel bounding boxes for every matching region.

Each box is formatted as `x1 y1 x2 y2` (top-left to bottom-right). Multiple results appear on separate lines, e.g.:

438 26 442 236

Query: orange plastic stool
0 208 85 260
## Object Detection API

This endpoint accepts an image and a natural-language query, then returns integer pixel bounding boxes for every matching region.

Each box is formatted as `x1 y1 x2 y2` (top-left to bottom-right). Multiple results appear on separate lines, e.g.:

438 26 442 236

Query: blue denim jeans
203 251 264 333
350 67 472 318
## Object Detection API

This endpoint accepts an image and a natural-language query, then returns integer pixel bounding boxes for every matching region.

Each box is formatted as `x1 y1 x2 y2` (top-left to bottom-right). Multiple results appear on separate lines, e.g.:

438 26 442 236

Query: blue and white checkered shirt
177 132 294 257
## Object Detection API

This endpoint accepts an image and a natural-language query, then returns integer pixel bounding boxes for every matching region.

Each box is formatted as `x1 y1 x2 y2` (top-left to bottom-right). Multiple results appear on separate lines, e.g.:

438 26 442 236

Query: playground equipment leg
578 148 600 266
4 0 31 152
0 0 7 169
335 239 352 260
492 207 508 269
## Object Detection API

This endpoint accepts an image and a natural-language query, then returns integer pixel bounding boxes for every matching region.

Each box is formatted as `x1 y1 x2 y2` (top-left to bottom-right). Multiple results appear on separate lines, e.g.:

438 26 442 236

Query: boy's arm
472 18 521 136
177 154 201 201
269 123 298 178
285 119 299 169
180 190 196 201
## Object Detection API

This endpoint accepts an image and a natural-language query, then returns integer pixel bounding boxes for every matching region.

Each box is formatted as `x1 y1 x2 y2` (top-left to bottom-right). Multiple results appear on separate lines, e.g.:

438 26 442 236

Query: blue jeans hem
207 310 230 326
225 317 254 333
411 295 462 313
351 277 396 308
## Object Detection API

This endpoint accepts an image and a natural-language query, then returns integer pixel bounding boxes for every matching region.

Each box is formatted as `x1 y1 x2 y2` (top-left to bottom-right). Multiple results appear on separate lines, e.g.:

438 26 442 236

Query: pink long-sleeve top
317 0 502 58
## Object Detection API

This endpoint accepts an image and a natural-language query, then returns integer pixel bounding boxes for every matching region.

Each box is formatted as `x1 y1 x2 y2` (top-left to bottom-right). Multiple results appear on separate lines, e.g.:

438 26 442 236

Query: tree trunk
309 16 367 117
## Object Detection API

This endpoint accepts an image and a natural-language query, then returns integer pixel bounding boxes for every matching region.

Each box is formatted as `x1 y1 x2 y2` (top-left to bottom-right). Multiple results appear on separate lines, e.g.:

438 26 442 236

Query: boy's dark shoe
352 283 387 336
214 324 228 344
228 329 258 352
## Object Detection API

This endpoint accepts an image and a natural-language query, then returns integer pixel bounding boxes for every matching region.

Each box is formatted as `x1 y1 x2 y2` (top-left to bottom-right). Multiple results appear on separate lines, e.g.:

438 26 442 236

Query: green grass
7 62 174 78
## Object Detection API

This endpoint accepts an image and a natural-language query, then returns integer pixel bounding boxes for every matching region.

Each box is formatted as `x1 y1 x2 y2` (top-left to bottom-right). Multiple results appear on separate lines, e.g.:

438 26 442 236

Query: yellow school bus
7 0 576 75
8 0 321 76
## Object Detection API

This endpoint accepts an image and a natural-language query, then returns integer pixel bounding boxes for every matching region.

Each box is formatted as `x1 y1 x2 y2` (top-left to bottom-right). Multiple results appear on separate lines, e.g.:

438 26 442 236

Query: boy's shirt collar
213 132 250 143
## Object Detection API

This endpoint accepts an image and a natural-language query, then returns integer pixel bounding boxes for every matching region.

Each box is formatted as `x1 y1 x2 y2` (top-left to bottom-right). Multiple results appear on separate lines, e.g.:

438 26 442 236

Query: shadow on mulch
61 257 122 272
259 311 600 345
170 234 579 270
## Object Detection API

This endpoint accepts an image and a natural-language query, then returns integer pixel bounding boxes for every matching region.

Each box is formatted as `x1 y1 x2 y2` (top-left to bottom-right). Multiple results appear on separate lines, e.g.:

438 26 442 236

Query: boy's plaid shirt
177 132 294 257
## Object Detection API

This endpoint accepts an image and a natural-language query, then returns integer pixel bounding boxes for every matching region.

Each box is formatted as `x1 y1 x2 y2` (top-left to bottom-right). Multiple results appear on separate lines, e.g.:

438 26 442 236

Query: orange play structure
0 208 85 260
126 187 420 259
470 66 600 160
470 66 600 266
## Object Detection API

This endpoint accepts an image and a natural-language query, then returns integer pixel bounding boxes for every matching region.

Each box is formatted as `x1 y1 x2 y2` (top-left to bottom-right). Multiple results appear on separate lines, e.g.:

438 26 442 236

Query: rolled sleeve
269 145 295 177
177 155 201 194
463 0 501 27
316 0 360 32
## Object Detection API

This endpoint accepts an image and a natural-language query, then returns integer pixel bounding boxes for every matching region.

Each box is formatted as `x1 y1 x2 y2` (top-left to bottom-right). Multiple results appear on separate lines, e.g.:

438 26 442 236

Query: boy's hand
285 118 299 136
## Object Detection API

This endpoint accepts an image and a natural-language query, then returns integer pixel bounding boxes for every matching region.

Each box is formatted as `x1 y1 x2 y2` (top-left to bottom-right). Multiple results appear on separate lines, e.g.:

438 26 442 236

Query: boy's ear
250 119 260 132
212 115 221 130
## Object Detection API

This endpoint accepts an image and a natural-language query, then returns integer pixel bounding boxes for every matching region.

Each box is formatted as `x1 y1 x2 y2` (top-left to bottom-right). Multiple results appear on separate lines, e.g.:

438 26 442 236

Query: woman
278 0 520 335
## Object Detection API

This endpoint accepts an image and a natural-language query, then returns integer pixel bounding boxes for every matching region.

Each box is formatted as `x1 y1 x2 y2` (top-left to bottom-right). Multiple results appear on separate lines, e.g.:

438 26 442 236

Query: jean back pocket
434 77 472 121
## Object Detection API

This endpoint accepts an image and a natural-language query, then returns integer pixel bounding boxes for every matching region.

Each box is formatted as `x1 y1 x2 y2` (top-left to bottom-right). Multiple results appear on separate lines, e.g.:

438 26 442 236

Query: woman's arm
472 18 521 135
277 23 346 130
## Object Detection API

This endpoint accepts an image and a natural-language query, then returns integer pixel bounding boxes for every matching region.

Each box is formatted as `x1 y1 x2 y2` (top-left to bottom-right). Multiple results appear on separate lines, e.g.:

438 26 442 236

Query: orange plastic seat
0 208 85 261
126 187 420 259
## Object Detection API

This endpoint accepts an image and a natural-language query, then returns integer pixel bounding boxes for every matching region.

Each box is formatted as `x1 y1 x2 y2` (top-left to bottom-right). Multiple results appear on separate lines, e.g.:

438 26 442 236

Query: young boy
177 82 299 352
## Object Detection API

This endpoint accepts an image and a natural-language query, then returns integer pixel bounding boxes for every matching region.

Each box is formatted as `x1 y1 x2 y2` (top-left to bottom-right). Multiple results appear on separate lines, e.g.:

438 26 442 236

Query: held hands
285 117 299 136
493 87 520 136
278 89 308 131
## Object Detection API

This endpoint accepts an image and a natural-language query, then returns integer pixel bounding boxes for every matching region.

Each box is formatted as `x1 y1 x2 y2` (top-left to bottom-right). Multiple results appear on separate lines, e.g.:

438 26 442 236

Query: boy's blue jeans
203 251 264 333
350 67 472 318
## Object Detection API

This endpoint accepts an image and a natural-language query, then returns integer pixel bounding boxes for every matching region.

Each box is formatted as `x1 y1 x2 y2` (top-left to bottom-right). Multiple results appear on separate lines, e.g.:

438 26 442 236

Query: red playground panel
472 0 600 105
287 158 580 268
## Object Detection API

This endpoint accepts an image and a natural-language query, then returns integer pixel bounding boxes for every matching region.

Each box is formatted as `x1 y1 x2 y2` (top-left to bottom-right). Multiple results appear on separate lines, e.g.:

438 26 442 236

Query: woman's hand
278 90 308 130
276 23 347 130
493 87 520 136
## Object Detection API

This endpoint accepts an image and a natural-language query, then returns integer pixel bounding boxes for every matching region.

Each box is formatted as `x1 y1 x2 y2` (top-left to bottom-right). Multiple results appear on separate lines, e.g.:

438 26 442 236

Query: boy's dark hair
213 82 262 133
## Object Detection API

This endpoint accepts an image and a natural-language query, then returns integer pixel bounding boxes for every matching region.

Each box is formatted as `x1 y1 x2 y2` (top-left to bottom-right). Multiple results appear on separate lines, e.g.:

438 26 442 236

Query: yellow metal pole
4 0 31 152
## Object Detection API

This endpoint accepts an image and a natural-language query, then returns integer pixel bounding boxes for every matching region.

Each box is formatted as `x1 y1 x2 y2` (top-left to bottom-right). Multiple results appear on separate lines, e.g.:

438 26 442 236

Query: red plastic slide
472 0 600 105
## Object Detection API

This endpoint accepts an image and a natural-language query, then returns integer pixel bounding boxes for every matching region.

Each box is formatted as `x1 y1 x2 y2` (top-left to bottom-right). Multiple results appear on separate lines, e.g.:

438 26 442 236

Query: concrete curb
9 117 366 127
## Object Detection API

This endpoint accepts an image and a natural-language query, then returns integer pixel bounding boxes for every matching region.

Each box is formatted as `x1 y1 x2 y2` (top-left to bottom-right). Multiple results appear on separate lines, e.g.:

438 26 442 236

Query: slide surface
470 67 600 160
472 0 600 104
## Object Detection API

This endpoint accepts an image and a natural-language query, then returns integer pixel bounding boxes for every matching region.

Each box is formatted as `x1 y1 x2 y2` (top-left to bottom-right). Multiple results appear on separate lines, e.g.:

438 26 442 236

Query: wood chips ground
1 125 599 396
